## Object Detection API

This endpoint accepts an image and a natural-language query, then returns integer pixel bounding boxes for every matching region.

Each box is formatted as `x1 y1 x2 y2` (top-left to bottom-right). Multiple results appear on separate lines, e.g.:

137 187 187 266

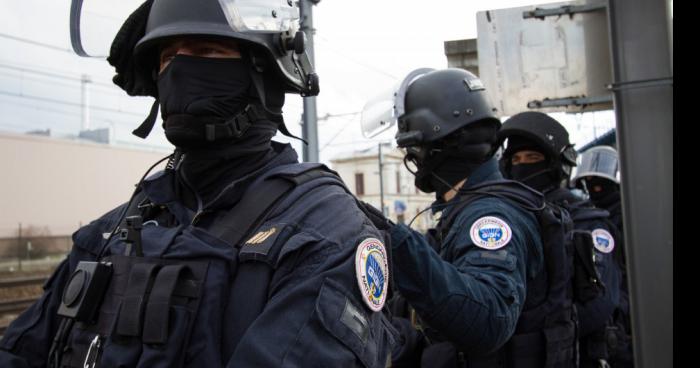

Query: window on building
355 173 365 195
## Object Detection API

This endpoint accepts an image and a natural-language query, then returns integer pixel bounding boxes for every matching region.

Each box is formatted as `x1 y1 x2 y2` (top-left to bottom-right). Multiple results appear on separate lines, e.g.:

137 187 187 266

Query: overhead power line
0 90 145 118
0 33 73 53
315 35 398 79
0 63 117 89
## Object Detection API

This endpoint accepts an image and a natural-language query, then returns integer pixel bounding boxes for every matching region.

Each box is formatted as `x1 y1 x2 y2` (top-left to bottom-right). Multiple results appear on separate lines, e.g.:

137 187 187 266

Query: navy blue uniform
389 159 543 366
591 190 634 367
547 188 623 366
0 143 396 367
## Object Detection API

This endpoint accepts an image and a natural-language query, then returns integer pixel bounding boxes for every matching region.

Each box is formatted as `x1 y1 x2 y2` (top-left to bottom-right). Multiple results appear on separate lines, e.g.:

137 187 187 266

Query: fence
0 224 72 274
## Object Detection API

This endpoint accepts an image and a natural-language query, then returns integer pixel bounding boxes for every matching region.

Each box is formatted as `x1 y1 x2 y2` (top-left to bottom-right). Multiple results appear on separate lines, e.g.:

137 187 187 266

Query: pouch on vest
571 230 605 303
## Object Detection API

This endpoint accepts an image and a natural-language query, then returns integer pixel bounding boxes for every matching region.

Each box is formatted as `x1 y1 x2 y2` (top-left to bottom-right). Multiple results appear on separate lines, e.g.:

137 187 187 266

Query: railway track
0 275 47 337
0 275 47 288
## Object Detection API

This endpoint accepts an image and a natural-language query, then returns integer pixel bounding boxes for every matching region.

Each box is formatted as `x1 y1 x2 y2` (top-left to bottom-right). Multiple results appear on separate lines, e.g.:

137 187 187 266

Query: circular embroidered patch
355 238 389 312
469 216 512 250
591 228 615 253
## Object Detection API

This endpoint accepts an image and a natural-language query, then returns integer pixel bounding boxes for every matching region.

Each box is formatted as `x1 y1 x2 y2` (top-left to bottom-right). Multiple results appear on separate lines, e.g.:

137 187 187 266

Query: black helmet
395 68 500 149
394 68 502 195
100 0 317 139
132 0 318 97
497 111 577 181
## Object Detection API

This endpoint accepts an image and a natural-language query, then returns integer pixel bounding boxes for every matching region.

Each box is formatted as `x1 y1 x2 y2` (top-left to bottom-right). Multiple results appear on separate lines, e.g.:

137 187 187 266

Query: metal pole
606 0 673 366
378 143 385 215
300 0 319 162
80 74 91 131
17 223 22 272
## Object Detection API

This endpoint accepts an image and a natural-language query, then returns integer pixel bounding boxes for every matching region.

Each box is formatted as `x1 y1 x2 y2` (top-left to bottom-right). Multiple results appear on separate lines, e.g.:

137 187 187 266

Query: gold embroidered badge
245 227 277 245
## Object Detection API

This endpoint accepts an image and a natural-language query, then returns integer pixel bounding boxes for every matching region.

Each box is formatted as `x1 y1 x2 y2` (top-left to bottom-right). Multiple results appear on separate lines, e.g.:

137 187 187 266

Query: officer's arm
226 189 396 367
390 316 425 367
389 213 533 355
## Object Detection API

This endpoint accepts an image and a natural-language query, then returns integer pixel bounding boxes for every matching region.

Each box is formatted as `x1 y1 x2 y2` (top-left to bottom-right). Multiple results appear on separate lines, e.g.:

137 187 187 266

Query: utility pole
607 0 673 366
300 0 319 162
378 143 385 215
80 74 91 131
17 223 22 272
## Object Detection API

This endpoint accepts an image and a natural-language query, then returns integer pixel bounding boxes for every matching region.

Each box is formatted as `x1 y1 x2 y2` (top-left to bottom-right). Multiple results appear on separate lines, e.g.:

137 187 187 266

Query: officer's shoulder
71 202 127 255
456 196 531 223
452 195 539 239
265 165 377 243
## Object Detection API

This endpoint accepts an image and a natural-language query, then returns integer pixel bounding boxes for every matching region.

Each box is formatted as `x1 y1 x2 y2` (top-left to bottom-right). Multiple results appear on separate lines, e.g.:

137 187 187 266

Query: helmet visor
361 85 401 138
360 68 434 138
217 0 298 33
70 0 147 57
70 0 299 58
574 146 619 183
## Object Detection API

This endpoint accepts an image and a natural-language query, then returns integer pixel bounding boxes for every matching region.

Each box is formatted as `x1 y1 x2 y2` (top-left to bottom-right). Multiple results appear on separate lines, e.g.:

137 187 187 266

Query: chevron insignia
246 227 278 245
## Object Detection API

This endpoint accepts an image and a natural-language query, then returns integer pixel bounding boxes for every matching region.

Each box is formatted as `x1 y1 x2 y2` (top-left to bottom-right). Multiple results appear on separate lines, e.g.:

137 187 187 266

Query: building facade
330 144 438 233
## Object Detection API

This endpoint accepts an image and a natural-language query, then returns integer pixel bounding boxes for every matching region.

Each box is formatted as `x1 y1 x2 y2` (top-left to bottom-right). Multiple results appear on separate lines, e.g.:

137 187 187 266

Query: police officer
498 112 624 368
0 0 396 367
387 68 577 367
574 146 624 233
574 146 634 368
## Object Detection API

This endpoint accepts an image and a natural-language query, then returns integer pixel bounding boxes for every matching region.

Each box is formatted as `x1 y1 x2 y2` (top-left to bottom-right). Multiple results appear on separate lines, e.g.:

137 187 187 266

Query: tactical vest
552 196 627 367
431 180 580 368
47 163 389 368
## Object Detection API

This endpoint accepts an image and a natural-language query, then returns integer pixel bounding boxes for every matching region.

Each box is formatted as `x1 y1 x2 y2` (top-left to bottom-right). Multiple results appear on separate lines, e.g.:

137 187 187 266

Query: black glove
107 0 157 97
357 200 395 231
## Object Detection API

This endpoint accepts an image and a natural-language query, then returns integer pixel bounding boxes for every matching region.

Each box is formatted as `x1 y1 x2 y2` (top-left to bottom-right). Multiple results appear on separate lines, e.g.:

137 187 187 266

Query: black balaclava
412 121 498 199
585 176 620 208
503 136 557 192
157 54 284 208
158 54 254 149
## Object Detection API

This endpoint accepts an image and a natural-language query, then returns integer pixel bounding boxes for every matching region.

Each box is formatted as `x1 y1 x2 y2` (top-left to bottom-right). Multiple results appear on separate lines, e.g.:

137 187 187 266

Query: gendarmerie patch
355 238 389 312
469 216 513 250
591 228 615 253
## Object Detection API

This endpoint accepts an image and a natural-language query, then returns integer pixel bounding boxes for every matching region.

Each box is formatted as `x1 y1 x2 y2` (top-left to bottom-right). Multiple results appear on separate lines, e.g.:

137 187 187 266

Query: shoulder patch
469 216 513 250
591 228 615 253
355 238 389 312
245 227 278 245
239 226 282 259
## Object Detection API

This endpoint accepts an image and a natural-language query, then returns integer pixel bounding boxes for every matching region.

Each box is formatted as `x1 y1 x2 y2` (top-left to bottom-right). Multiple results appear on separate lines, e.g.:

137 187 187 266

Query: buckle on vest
205 105 255 141
83 335 103 368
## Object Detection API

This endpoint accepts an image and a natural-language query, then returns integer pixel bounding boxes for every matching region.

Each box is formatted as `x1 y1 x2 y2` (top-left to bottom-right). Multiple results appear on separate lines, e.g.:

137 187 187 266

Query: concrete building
330 144 437 233
0 131 170 240
444 38 479 76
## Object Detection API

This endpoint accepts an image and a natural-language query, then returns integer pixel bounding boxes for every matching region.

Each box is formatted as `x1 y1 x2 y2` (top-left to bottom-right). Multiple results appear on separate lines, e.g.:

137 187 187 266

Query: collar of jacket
141 142 299 212
430 157 503 214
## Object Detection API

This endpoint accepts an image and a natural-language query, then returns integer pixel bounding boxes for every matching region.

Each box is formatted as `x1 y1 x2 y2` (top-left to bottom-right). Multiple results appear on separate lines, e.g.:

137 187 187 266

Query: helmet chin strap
247 57 308 145
403 155 418 176
132 99 160 139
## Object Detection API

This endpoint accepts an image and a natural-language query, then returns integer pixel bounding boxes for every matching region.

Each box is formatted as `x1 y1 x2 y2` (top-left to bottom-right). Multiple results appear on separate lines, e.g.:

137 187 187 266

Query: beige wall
0 132 170 237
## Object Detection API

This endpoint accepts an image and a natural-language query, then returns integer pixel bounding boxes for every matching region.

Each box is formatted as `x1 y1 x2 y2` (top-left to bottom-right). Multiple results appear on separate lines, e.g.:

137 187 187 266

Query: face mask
509 161 554 192
157 55 253 148
586 179 619 206
411 152 446 194
411 151 484 198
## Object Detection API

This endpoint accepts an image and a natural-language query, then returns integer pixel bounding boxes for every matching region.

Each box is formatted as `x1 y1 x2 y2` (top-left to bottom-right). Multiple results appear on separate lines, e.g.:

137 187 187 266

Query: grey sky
0 0 616 163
